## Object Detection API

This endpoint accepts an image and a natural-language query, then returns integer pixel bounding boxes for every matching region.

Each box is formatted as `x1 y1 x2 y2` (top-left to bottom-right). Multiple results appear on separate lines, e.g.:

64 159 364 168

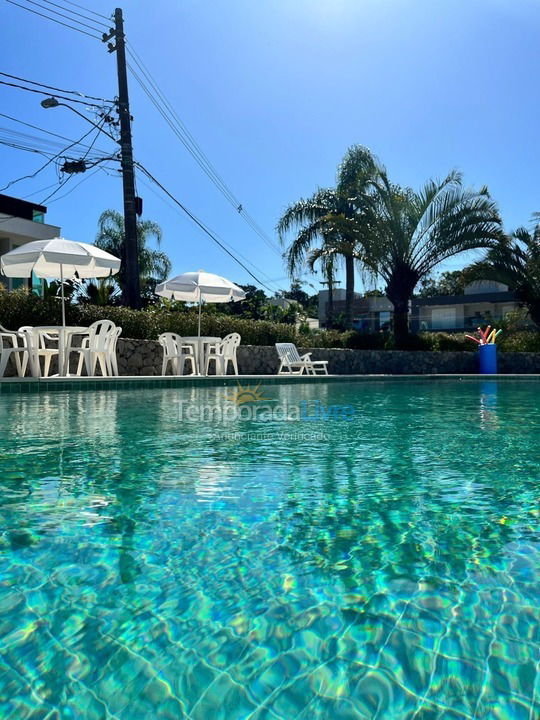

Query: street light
40 96 119 143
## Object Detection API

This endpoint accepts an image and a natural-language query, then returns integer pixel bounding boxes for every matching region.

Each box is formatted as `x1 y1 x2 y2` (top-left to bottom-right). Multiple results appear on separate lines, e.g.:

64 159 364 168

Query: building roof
0 194 47 221
413 291 516 307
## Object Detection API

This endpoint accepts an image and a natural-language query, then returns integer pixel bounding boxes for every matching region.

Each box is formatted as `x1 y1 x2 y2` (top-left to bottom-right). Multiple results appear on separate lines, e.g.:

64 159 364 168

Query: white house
0 194 60 294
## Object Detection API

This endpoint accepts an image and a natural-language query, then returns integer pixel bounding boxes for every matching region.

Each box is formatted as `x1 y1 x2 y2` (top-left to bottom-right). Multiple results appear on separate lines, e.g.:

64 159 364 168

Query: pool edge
2 373 540 393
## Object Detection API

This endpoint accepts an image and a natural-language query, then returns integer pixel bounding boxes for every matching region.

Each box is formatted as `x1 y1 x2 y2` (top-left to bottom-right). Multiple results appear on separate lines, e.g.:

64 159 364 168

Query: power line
38 0 109 29
127 49 281 256
0 125 111 157
135 163 279 293
5 0 102 39
46 166 103 203
41 173 74 203
0 78 104 106
136 173 282 290
0 121 101 192
0 114 112 156
125 43 282 257
0 72 114 103
13 0 105 33
60 0 109 21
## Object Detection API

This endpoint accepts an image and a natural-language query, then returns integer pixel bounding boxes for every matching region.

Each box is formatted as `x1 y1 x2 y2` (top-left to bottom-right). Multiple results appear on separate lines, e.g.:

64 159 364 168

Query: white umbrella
155 270 246 337
1 237 121 327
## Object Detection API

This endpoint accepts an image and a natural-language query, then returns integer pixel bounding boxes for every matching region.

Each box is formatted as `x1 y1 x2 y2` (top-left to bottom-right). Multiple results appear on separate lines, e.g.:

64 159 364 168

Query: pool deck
1 373 540 393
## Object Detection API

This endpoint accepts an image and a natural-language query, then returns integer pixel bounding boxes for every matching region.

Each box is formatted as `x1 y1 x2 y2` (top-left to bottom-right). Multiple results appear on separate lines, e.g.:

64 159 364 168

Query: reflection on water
0 380 539 719
479 380 499 430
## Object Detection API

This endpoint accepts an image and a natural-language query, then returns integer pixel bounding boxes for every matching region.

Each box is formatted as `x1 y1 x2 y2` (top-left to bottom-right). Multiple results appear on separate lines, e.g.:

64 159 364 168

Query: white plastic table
181 336 221 376
23 326 89 377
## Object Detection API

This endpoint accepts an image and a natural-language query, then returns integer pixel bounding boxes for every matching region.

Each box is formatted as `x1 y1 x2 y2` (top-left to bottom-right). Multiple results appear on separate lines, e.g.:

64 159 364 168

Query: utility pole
105 8 140 308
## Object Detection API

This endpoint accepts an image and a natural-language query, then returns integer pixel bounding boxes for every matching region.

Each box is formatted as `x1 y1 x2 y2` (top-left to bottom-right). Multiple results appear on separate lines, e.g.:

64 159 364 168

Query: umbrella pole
60 263 66 376
198 297 202 376
60 263 66 328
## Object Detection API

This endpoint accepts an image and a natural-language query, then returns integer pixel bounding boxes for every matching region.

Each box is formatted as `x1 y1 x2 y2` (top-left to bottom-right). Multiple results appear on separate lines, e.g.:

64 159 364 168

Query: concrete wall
4 339 540 377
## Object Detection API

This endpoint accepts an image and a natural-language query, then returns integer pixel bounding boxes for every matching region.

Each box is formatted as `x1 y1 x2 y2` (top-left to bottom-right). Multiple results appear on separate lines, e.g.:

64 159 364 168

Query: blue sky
1 0 539 295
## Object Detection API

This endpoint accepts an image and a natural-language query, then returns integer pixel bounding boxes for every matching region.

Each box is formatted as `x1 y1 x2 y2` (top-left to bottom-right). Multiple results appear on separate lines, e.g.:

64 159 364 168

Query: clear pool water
0 379 539 719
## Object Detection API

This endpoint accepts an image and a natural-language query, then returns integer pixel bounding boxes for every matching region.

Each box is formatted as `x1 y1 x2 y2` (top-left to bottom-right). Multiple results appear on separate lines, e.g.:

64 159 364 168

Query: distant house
318 288 393 331
411 280 525 331
0 194 60 294
318 280 528 332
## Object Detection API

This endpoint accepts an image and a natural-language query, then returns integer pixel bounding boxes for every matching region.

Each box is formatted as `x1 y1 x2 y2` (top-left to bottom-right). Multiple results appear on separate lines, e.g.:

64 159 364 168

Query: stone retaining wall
117 340 540 376
4 338 540 377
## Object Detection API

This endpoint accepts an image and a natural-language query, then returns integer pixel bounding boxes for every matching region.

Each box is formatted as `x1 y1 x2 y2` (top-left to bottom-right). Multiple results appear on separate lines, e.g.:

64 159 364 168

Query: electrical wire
0 72 114 103
37 0 109 29
136 173 282 291
12 0 105 33
60 0 109 21
39 116 113 203
5 0 102 39
0 78 104 106
0 121 101 192
135 163 280 293
46 166 103 203
126 43 282 257
127 52 281 256
0 112 111 155
0 126 111 160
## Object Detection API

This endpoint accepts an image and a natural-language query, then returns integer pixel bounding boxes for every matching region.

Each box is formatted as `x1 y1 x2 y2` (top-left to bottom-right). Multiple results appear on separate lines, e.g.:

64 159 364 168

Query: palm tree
360 171 503 346
471 215 540 327
277 146 380 329
95 210 171 301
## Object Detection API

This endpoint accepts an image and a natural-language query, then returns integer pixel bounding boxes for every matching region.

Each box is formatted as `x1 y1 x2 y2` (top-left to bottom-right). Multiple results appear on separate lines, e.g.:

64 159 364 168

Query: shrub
2 290 540 351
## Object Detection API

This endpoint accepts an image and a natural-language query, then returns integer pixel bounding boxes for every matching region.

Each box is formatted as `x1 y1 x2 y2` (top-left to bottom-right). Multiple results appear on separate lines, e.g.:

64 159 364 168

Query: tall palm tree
360 171 503 346
95 210 171 301
471 215 540 327
277 146 380 329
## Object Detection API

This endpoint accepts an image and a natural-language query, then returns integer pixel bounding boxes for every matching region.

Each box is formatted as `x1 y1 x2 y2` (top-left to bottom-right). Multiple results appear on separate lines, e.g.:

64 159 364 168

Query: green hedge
2 289 539 351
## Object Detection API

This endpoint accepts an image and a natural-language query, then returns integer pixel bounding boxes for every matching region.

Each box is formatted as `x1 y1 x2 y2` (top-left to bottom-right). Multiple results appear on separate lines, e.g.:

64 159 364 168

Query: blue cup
479 344 497 374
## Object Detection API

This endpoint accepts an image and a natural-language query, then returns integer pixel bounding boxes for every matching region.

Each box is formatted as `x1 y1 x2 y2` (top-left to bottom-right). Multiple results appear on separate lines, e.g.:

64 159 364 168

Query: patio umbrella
0 237 121 327
155 270 246 337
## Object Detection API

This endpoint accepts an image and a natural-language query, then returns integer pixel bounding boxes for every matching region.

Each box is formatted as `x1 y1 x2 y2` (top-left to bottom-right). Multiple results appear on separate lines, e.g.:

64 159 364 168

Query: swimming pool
0 379 538 719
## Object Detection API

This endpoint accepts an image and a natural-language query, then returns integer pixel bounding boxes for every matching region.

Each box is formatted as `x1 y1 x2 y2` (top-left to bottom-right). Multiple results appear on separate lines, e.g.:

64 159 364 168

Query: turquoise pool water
0 379 539 719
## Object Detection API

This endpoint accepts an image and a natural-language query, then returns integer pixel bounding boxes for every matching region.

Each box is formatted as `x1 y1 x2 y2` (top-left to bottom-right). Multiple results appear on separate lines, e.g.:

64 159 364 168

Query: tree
95 210 171 303
418 268 474 297
360 171 503 346
277 146 381 328
226 284 268 319
470 216 540 327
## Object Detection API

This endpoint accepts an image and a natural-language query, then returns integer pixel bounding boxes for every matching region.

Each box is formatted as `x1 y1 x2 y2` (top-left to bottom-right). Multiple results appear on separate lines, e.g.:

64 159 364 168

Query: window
32 210 44 223
431 307 457 329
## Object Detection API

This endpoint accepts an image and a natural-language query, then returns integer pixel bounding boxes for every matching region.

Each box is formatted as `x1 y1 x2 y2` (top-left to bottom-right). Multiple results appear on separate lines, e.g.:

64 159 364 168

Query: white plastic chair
0 325 28 378
158 333 196 376
205 333 241 375
74 320 116 377
19 326 59 378
105 326 122 376
275 342 328 375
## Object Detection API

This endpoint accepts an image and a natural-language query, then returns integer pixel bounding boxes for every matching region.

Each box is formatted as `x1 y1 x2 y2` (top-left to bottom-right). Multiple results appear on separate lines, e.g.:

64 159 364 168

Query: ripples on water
0 379 539 719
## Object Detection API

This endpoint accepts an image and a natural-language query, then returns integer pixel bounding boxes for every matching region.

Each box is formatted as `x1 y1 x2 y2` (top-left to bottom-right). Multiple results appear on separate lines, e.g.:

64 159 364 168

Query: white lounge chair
0 325 29 378
275 342 329 375
205 333 241 375
159 333 196 376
